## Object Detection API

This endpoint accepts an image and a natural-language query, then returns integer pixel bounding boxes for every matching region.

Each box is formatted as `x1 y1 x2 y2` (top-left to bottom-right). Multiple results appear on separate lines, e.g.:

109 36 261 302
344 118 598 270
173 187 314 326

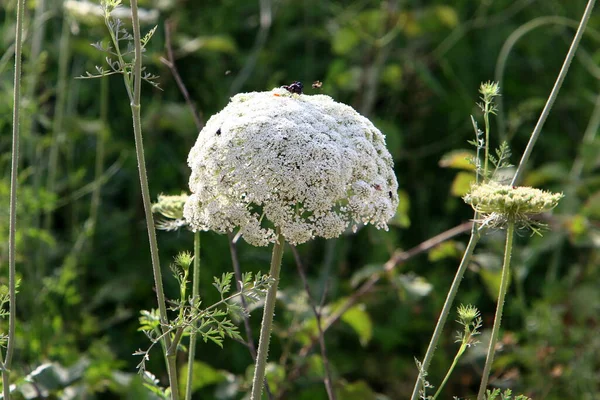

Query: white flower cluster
184 88 399 246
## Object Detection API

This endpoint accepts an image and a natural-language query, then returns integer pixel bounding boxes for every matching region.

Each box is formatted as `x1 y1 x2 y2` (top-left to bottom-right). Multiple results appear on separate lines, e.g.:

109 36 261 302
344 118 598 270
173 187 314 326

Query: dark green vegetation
1 0 600 399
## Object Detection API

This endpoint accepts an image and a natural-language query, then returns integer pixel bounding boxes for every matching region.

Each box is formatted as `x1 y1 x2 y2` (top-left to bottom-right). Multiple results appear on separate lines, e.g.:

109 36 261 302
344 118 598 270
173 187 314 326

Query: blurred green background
1 0 599 398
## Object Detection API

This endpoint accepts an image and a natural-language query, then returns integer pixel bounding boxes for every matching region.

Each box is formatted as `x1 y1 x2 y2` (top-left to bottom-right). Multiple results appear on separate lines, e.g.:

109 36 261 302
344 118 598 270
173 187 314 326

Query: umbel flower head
463 181 563 232
184 87 399 246
152 193 189 231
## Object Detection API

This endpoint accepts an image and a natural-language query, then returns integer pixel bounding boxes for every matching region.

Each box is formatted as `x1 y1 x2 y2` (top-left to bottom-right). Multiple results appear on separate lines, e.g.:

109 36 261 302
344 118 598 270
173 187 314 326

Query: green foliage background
1 0 599 399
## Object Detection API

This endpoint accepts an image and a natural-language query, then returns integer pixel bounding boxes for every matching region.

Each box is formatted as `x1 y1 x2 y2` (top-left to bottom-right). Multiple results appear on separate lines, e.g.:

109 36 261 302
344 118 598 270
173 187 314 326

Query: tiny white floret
184 88 399 246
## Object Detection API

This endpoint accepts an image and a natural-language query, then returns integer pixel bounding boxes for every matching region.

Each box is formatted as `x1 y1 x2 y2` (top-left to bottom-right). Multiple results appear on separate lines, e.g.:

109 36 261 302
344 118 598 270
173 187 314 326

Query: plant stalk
477 220 514 399
129 1 178 398
250 231 285 400
410 230 480 400
185 231 201 400
4 0 26 397
511 0 596 185
432 343 467 400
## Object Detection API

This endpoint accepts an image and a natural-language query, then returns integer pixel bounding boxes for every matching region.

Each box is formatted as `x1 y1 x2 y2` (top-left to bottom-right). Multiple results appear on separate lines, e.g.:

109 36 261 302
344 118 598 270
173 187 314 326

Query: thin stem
5 0 26 396
483 100 490 179
250 231 285 400
432 343 467 400
477 220 514 399
410 229 480 400
291 245 337 400
185 231 201 400
511 0 596 185
129 1 178 399
282 222 472 395
161 20 203 130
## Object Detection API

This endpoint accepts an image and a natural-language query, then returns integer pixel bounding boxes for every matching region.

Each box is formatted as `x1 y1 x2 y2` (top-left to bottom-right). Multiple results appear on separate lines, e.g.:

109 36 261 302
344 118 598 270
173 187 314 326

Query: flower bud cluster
464 181 563 230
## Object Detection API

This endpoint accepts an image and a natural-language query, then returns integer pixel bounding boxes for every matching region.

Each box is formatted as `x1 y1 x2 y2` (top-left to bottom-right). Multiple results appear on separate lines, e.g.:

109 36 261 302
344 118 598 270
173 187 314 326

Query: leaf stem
250 230 285 400
477 220 514 399
4 0 25 395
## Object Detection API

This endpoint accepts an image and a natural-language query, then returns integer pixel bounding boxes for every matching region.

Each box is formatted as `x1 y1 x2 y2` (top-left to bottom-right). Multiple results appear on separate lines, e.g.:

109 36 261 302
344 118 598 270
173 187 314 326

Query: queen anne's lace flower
464 181 563 231
184 88 399 246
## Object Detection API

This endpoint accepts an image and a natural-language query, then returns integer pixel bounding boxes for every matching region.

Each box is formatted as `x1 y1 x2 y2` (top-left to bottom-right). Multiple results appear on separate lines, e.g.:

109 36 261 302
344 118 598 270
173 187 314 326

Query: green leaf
179 361 228 395
332 27 360 55
392 190 411 228
428 240 463 262
339 302 373 346
450 171 476 197
439 149 477 170
336 380 377 400
396 274 433 300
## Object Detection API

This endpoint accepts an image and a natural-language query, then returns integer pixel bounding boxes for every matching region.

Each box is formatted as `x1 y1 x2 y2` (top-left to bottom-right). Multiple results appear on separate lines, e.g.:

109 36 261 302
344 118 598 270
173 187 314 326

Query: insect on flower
312 80 323 89
281 81 303 94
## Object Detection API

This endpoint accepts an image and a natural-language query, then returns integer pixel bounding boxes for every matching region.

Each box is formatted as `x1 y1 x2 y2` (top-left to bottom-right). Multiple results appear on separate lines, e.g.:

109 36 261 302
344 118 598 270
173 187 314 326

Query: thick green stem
410 230 480 400
477 220 514 399
5 0 26 397
185 231 201 400
129 1 178 398
250 231 285 400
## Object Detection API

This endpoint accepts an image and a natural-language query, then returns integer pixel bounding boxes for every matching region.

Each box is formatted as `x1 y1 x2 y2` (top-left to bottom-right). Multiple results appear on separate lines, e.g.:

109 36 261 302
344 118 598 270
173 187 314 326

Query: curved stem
510 0 596 185
477 220 514 399
5 0 26 396
185 231 201 400
432 343 467 400
129 1 178 398
410 230 480 400
250 231 285 400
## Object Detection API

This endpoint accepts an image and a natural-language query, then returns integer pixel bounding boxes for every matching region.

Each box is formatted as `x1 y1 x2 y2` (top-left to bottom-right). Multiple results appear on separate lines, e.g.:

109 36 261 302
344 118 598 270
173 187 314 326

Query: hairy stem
477 220 514 399
4 0 26 396
129 1 178 398
511 0 596 185
185 231 201 400
250 231 285 400
410 229 480 400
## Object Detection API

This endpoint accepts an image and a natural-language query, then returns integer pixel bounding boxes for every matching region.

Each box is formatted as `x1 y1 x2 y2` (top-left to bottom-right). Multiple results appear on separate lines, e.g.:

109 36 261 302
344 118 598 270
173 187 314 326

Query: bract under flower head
184 88 399 246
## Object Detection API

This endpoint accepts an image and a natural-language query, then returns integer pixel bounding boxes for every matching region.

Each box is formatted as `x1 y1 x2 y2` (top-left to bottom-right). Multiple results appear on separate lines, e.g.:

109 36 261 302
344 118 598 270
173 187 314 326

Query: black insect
388 191 393 199
282 81 303 94
312 80 323 89
216 128 221 136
